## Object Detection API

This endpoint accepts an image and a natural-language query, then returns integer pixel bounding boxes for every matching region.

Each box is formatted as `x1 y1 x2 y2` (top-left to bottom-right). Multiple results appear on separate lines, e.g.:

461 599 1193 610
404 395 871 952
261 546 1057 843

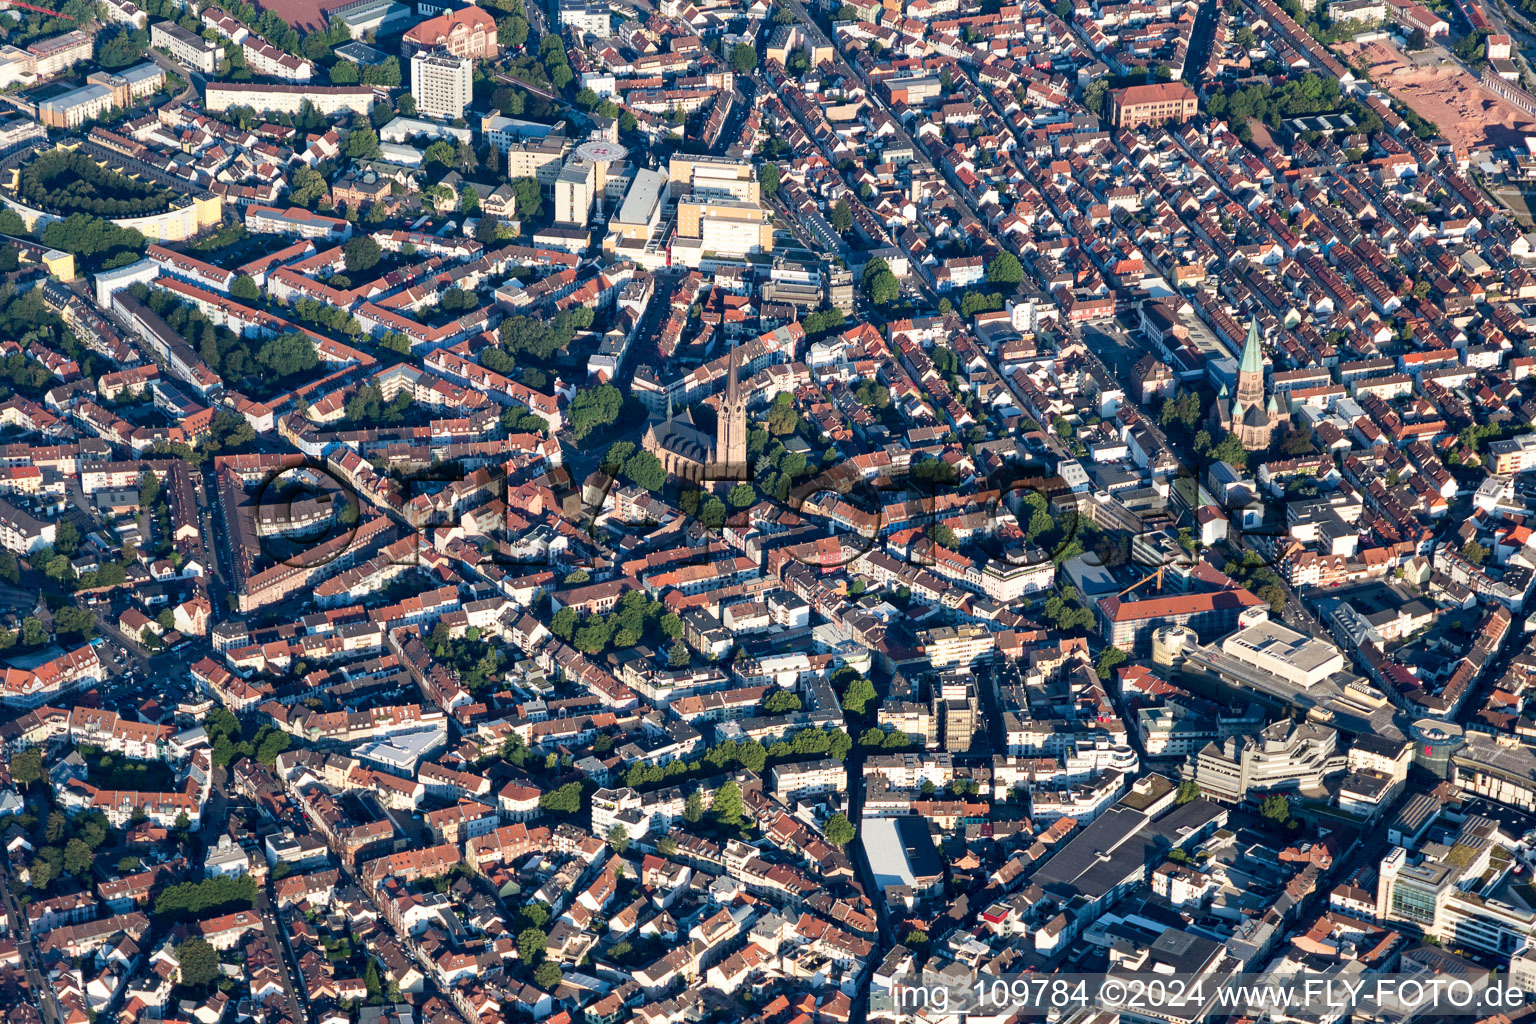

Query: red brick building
401 6 498 59
1108 82 1199 130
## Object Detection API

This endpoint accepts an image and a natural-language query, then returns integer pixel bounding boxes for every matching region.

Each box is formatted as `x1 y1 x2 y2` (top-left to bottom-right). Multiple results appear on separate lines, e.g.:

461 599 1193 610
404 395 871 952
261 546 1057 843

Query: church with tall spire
1213 318 1277 451
715 342 748 476
641 341 750 485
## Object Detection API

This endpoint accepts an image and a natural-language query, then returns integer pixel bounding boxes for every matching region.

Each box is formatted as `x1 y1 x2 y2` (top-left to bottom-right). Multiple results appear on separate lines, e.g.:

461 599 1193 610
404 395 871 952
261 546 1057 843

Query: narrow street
0 849 63 1024
258 885 311 1024
1183 0 1221 85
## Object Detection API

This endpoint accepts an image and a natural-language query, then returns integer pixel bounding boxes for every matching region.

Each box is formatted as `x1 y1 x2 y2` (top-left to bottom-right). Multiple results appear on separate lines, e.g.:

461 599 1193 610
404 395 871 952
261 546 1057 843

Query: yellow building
764 24 834 70
676 198 772 249
668 154 759 203
667 154 772 267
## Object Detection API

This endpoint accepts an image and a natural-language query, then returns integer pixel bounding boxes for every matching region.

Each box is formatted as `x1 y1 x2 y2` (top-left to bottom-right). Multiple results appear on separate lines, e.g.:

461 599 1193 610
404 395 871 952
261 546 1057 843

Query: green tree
230 274 260 302
9 748 42 787
155 876 257 918
568 383 622 441
840 675 876 715
684 790 704 823
606 824 629 854
830 199 853 233
476 214 507 244
986 251 1023 285
517 926 548 964
622 451 666 492
731 43 758 73
20 617 46 647
28 851 57 890
601 440 635 474
1083 78 1108 115
763 690 803 715
1175 780 1202 805
256 729 290 766
1096 646 1126 680
498 13 529 47
758 163 780 196
539 781 582 814
712 780 744 826
257 333 318 376
344 236 382 273
344 126 380 160
550 607 578 642
928 523 957 549
510 177 542 219
824 812 855 847
169 937 216 986
728 482 756 508
288 165 328 208
534 961 563 990
63 838 93 876
1260 792 1292 828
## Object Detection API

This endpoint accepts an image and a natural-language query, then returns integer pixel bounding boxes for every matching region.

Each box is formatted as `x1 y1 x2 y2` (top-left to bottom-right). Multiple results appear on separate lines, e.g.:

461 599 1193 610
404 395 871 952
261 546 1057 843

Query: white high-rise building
554 159 596 227
411 50 473 121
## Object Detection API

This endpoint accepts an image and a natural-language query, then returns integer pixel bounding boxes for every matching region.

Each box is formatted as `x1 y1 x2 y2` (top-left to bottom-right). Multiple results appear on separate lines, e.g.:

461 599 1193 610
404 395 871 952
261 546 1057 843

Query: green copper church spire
1239 317 1264 377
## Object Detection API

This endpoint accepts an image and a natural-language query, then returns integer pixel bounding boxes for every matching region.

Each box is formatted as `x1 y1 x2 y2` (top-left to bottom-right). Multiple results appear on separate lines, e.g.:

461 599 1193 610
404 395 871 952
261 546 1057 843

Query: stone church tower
1215 319 1276 451
714 342 748 478
642 343 752 488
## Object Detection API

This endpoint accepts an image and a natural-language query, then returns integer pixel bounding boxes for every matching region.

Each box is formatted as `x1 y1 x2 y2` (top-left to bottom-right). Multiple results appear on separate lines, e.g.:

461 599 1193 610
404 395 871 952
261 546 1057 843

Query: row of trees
568 382 622 442
329 55 402 87
155 875 258 920
38 214 146 271
619 726 858 791
205 708 291 769
549 587 680 657
19 151 175 219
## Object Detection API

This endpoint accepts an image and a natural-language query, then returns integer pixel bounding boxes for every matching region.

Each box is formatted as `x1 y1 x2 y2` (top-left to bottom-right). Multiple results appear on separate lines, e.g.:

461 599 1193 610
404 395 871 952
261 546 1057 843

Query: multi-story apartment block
410 50 472 120
242 35 313 80
246 205 353 242
1489 434 1536 475
27 31 93 79
768 759 846 802
151 22 223 74
0 496 54 554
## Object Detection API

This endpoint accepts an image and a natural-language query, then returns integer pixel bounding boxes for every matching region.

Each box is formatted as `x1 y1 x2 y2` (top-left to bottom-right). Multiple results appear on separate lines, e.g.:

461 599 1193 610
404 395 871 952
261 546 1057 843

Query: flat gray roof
616 167 666 227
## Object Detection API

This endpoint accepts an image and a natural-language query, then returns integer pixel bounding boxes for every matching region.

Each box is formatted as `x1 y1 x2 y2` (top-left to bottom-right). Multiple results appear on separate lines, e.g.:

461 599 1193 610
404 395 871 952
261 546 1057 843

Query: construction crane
1115 564 1169 600
0 1 74 17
